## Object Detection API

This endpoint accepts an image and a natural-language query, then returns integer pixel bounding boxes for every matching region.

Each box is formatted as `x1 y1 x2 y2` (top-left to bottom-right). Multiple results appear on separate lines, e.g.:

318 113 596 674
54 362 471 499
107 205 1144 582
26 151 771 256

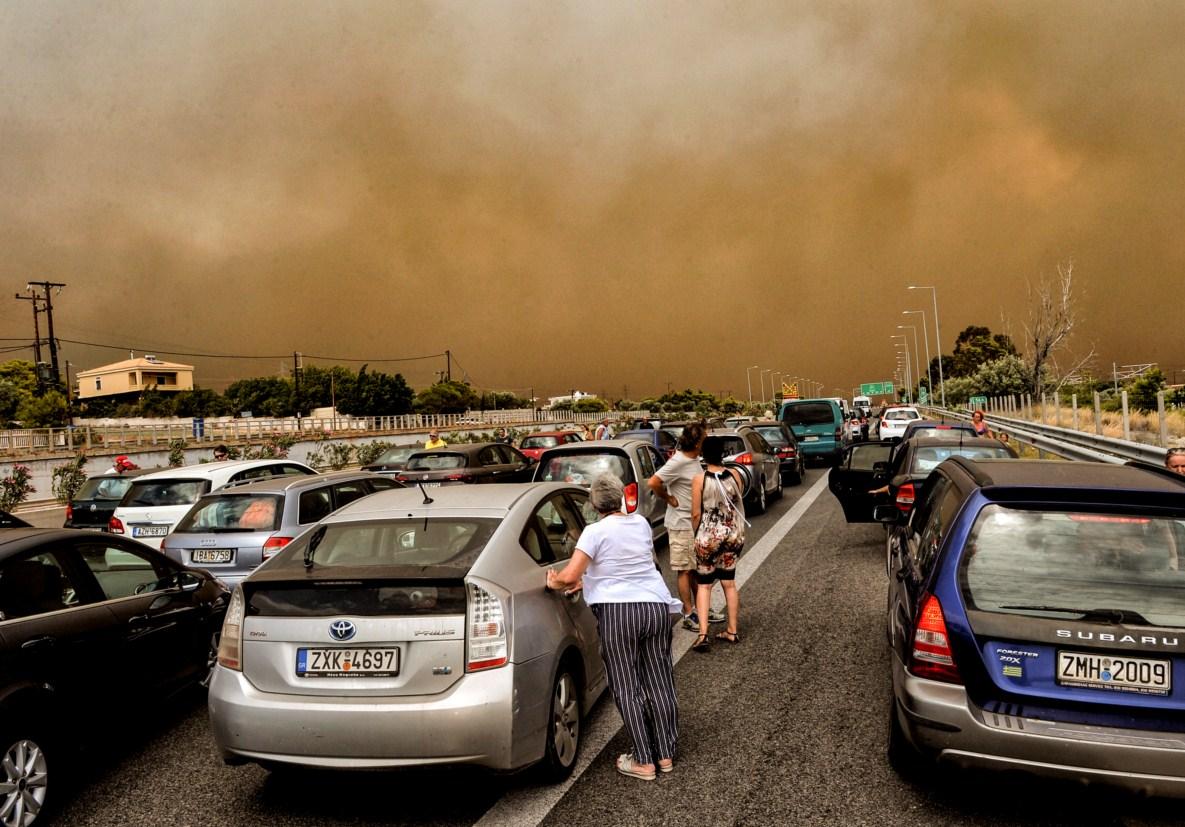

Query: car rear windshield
782 403 834 426
289 518 499 571
910 445 1013 474
885 409 920 421
521 435 560 449
716 437 746 457
407 453 467 471
174 493 283 532
536 452 633 486
248 583 468 617
753 426 787 446
375 446 415 464
961 505 1185 629
76 476 135 501
121 480 209 508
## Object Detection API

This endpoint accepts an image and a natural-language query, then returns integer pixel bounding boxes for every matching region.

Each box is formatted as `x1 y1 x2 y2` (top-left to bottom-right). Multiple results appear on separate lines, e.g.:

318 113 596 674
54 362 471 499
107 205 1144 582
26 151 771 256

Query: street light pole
909 285 945 408
903 309 932 394
892 334 911 403
759 370 771 405
898 324 921 404
746 365 759 404
772 372 781 405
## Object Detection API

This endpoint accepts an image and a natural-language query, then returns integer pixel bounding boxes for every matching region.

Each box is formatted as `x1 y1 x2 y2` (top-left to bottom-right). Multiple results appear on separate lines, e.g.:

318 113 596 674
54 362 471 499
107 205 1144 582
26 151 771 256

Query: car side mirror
873 504 903 524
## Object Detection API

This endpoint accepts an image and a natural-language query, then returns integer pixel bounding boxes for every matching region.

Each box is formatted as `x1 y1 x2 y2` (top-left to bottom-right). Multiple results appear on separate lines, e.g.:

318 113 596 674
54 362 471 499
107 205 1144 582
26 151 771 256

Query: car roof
522 431 577 438
952 457 1185 495
0 527 108 558
537 438 647 454
86 469 152 480
325 481 571 522
904 436 1010 450
210 470 393 495
742 420 786 427
407 443 494 457
125 459 312 481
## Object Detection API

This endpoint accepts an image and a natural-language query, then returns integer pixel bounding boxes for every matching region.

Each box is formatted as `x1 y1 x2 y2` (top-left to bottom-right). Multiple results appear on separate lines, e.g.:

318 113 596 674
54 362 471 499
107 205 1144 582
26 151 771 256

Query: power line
55 337 444 364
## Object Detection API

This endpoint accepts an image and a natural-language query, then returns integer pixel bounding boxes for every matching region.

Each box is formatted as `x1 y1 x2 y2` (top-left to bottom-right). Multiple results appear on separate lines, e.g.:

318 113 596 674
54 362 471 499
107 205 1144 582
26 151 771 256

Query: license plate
132 525 169 538
296 647 400 678
192 548 234 564
1057 650 1171 696
421 482 441 488
803 436 820 442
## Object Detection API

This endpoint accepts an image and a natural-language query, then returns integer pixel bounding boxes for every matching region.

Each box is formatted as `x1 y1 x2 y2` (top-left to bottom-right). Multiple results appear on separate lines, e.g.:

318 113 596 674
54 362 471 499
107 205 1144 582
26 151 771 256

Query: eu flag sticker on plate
1003 665 1023 678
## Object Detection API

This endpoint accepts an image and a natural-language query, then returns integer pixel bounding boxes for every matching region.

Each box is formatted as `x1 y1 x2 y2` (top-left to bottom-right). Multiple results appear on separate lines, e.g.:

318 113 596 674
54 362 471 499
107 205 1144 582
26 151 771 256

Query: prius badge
329 620 357 642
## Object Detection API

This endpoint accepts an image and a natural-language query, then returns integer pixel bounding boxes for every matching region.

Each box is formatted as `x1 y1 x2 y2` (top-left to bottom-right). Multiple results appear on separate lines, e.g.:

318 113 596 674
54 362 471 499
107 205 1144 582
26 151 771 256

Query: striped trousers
590 602 679 765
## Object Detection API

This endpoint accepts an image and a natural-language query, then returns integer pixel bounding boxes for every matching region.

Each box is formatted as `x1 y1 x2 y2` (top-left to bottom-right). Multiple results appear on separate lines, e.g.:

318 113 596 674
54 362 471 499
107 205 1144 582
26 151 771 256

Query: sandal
692 634 711 652
616 753 656 781
657 759 674 774
715 630 742 644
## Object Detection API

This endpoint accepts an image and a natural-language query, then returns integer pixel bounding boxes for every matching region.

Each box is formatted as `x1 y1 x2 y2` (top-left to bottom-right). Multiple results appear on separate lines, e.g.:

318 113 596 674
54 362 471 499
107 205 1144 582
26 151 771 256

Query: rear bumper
208 663 521 770
796 439 838 458
892 656 1185 797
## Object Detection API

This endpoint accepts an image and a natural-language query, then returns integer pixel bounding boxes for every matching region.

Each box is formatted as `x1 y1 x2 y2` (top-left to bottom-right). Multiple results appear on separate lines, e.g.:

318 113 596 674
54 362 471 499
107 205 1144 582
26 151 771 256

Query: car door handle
21 636 55 650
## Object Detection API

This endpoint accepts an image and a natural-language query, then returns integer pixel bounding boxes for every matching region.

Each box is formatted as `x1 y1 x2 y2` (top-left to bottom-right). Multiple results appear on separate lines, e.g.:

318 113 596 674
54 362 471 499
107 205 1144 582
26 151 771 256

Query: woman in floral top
689 436 747 651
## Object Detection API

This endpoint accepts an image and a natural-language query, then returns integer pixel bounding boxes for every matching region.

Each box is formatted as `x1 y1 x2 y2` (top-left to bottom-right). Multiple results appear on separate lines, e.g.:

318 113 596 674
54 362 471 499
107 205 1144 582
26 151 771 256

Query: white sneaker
708 609 727 624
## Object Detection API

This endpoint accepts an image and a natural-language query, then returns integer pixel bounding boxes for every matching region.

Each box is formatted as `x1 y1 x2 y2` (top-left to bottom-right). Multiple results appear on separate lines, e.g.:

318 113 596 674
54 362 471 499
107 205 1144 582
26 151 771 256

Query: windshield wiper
999 605 1151 625
304 525 327 569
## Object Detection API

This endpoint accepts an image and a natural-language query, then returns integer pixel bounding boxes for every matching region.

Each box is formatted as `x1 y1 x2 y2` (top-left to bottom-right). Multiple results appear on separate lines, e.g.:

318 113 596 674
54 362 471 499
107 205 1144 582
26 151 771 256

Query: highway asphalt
37 472 1184 826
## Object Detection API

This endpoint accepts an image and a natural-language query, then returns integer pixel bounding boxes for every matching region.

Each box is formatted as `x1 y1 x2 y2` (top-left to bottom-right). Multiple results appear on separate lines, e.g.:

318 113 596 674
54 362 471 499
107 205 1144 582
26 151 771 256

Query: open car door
828 441 895 522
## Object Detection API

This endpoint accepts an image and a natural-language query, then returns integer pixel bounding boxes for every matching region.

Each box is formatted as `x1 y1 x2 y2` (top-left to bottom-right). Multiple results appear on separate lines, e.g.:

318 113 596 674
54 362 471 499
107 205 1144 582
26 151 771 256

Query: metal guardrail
929 408 1168 465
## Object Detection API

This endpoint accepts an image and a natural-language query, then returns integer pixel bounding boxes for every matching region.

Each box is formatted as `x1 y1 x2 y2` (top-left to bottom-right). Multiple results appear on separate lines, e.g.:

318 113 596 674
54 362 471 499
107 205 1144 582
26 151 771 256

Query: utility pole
445 349 452 383
27 282 66 388
13 293 44 367
293 352 303 414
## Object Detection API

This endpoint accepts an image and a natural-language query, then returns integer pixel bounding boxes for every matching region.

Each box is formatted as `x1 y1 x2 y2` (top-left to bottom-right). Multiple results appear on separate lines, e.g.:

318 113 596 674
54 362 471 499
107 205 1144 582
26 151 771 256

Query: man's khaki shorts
668 529 695 571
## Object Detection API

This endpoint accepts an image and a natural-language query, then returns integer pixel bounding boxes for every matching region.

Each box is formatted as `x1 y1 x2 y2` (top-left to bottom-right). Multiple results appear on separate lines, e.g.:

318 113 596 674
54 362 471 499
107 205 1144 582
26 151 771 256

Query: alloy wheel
551 673 580 768
201 632 221 689
1 738 48 827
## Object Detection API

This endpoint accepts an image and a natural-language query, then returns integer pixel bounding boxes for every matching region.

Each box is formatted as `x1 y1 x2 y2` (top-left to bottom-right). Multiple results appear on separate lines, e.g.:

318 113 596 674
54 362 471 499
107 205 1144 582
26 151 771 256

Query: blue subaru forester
880 457 1185 796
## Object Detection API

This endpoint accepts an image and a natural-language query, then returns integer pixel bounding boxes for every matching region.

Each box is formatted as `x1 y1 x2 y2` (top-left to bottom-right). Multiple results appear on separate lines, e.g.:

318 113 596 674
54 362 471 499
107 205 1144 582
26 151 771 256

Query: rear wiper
208 527 253 533
999 605 1151 625
304 525 327 569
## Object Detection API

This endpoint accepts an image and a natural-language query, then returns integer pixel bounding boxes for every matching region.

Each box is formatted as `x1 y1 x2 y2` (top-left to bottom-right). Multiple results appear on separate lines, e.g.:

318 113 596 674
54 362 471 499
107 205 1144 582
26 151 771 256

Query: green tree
0 361 38 425
946 326 1019 378
1128 369 1167 413
571 397 609 413
413 380 479 414
294 365 356 414
970 355 1030 397
16 389 68 426
339 368 414 416
224 376 294 417
174 387 230 418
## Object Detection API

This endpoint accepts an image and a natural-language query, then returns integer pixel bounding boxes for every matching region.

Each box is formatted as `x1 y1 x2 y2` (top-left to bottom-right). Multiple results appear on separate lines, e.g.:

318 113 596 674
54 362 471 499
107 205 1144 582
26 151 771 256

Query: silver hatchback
162 472 401 588
208 483 608 778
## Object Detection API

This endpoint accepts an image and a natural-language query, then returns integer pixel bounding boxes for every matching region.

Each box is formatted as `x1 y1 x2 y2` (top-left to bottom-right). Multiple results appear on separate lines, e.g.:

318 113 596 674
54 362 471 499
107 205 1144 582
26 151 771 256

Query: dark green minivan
779 399 846 465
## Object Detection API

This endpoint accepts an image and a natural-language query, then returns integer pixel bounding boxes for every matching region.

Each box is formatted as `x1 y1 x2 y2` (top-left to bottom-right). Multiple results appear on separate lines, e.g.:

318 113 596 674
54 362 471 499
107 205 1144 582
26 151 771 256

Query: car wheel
1 731 51 826
751 479 767 515
201 631 221 689
773 470 783 500
539 667 582 782
886 691 923 780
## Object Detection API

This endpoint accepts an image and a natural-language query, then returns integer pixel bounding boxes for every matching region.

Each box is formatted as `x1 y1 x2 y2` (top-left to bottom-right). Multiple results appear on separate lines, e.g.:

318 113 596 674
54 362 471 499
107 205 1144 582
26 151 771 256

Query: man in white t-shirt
648 422 722 628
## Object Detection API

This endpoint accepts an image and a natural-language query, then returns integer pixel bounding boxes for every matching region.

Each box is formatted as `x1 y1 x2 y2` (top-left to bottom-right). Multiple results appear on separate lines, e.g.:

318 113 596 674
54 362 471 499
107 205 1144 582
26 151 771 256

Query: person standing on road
648 422 723 630
112 455 140 473
423 430 447 449
546 473 682 781
690 436 747 652
1166 447 1185 475
595 417 612 440
495 427 512 444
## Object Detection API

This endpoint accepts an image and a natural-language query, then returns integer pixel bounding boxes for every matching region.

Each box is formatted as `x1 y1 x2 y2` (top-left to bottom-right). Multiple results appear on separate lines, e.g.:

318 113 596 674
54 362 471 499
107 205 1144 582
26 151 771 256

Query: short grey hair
589 473 624 513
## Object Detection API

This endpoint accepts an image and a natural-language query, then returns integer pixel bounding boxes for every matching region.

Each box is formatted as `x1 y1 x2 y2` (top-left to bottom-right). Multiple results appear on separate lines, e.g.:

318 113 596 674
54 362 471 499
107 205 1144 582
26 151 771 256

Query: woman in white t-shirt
546 474 682 782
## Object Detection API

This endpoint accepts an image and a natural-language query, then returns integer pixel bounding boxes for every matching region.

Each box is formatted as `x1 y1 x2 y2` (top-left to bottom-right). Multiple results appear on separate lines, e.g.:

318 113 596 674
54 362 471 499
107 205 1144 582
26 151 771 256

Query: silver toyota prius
208 482 608 779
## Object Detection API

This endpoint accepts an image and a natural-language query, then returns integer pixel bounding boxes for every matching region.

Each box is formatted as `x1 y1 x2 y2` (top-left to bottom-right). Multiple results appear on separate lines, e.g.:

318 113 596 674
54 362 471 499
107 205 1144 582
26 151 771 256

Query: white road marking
473 472 832 827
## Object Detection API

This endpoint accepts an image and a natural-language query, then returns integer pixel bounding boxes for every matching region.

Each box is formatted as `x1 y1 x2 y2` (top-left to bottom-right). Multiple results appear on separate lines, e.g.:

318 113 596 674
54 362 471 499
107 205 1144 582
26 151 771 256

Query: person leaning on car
1166 447 1185 475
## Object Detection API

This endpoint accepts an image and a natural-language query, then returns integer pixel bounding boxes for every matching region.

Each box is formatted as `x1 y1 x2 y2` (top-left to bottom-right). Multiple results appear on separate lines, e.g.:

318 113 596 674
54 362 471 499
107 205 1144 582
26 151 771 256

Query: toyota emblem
329 620 357 641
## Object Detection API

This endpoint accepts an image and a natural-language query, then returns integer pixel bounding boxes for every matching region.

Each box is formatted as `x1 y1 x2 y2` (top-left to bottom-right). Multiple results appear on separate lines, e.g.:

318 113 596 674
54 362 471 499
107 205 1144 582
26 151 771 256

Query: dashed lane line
472 472 832 827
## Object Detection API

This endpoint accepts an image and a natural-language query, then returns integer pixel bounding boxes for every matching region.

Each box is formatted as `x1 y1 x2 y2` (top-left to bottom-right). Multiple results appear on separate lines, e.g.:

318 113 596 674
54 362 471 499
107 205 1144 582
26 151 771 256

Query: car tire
886 692 923 781
772 470 783 500
538 666 582 782
0 728 53 827
751 479 767 515
201 631 221 689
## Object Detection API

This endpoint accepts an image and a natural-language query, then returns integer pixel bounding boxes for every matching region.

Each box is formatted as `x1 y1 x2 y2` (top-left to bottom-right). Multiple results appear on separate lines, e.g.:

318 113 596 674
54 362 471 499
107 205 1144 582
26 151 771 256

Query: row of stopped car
828 418 1185 798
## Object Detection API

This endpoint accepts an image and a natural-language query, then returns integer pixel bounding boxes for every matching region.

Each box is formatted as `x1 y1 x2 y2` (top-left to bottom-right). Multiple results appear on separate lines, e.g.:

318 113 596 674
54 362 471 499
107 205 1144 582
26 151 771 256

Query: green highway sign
860 381 896 396
918 386 929 405
969 395 988 409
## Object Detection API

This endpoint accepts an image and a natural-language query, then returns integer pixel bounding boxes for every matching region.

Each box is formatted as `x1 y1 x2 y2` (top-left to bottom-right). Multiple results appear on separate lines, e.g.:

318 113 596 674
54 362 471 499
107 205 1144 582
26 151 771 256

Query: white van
110 459 316 549
853 395 872 416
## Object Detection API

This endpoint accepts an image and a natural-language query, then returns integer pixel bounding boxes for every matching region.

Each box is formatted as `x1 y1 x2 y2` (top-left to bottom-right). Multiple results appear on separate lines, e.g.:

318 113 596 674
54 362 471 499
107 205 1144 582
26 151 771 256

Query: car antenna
418 483 434 505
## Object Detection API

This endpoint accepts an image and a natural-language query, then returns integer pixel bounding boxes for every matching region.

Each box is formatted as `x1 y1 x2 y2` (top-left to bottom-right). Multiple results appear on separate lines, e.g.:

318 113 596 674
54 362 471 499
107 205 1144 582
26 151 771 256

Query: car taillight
466 581 507 671
835 427 843 440
895 482 916 513
65 504 73 523
623 482 639 513
217 587 245 671
109 516 125 534
778 447 795 458
446 472 475 482
262 536 292 559
910 593 961 684
733 452 753 465
396 474 409 482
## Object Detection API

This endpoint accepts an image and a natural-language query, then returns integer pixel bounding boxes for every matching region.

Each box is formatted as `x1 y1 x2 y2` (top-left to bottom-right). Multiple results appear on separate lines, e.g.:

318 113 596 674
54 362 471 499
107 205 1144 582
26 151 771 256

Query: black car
359 444 419 476
0 529 228 824
0 510 30 529
63 470 149 531
739 421 805 486
397 443 534 486
827 436 1016 524
897 419 979 442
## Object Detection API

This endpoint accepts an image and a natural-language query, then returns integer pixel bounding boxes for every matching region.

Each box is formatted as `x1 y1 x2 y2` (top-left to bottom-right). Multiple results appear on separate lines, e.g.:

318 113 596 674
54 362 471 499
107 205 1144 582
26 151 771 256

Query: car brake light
733 452 753 465
109 516 125 534
262 536 292 559
395 475 408 482
217 587 245 671
895 482 916 513
65 504 73 523
623 482 639 513
446 473 474 482
910 593 961 684
466 581 507 671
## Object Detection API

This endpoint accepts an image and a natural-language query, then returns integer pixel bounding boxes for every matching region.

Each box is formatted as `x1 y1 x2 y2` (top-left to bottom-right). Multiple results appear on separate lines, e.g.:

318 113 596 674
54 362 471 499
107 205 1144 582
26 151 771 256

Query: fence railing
0 409 652 458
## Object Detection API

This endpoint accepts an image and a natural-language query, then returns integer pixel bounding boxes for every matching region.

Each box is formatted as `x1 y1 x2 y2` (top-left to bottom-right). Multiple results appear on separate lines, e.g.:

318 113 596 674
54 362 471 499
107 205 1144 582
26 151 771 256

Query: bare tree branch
1023 260 1079 395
